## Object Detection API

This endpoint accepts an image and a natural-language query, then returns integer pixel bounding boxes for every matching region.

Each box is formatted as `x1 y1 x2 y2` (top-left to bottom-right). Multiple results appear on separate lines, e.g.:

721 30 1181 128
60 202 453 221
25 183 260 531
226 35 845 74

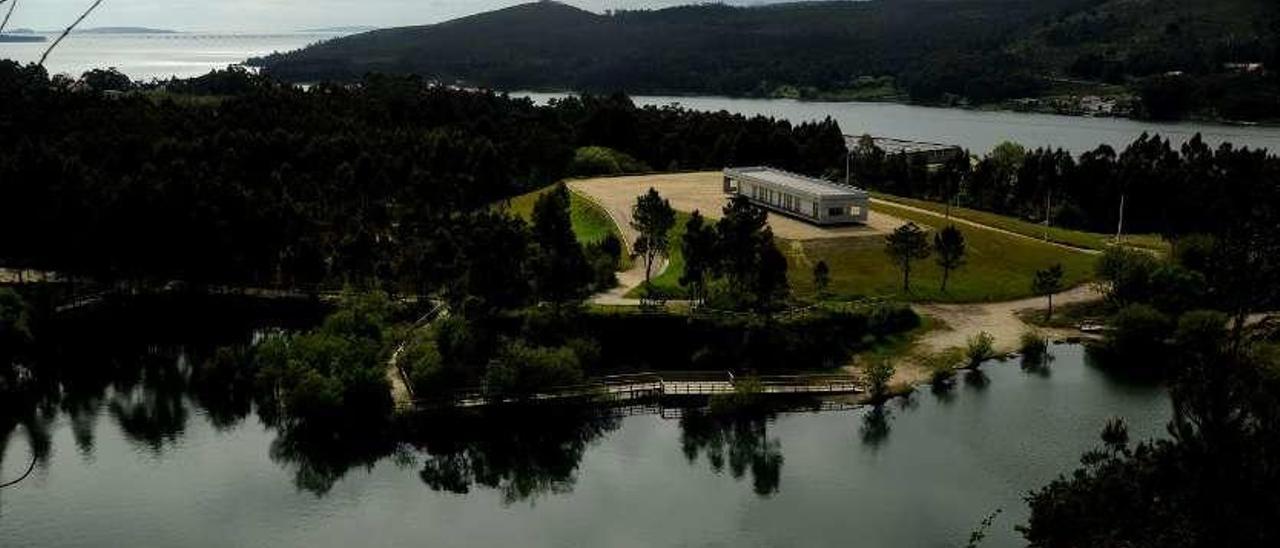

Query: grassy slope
871 192 1168 253
503 185 620 246
788 201 1096 303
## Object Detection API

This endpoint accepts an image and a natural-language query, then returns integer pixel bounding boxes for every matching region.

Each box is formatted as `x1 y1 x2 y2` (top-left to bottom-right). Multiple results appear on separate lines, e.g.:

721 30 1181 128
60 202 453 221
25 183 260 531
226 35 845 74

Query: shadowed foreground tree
1021 313 1280 547
531 184 592 305
885 222 931 293
933 224 966 292
679 210 716 307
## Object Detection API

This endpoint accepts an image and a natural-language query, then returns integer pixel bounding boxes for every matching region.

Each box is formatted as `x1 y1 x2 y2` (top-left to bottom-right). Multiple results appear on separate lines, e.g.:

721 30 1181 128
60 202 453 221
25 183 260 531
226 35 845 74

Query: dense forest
0 61 844 291
852 131 1280 258
252 0 1280 121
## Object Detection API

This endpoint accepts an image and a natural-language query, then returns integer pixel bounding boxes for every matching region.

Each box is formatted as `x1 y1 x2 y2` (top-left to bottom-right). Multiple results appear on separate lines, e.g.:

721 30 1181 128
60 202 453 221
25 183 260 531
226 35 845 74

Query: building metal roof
724 167 867 199
843 135 960 156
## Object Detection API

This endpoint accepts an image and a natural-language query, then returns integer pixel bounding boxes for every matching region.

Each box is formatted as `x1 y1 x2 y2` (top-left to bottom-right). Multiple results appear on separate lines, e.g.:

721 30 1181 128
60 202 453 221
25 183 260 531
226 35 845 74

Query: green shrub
925 348 964 386
485 340 585 397
966 331 997 367
1173 309 1229 358
863 356 896 401
867 303 920 336
567 146 650 177
253 291 395 428
1105 304 1172 358
1020 330 1049 360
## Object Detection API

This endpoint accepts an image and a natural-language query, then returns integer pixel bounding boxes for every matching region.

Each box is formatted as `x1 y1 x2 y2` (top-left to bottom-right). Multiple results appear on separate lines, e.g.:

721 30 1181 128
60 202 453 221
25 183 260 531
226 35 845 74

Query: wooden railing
414 370 863 409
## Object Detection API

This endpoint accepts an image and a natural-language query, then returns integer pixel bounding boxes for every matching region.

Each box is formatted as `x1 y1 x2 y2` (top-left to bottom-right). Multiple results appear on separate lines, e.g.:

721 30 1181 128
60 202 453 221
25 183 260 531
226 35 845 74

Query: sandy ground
848 284 1106 388
568 172 903 241
914 284 1103 353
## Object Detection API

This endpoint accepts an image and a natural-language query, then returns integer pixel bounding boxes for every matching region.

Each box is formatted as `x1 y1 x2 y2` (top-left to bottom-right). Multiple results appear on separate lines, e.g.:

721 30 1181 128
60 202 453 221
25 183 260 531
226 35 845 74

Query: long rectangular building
845 135 963 165
723 166 869 226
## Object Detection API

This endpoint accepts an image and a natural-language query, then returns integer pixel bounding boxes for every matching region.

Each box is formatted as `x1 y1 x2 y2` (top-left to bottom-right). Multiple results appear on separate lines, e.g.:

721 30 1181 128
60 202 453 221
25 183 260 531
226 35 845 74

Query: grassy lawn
870 192 1168 253
503 185 622 245
787 201 1098 303
623 200 1097 303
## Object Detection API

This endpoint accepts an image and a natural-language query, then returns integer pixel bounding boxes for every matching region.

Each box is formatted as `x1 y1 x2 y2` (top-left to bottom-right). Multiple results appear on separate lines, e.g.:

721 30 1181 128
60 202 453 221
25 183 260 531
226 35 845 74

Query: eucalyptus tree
631 187 676 294
885 222 932 293
1032 263 1065 321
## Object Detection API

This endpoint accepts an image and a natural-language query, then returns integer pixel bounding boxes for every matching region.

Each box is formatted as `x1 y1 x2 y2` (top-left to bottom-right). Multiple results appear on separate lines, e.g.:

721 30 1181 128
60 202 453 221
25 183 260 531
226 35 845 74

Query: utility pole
845 151 851 186
1115 194 1126 244
1044 191 1052 241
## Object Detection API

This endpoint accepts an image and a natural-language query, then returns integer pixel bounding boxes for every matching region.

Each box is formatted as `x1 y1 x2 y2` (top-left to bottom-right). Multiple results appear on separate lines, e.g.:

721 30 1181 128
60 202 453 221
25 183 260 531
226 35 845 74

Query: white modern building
723 166 870 226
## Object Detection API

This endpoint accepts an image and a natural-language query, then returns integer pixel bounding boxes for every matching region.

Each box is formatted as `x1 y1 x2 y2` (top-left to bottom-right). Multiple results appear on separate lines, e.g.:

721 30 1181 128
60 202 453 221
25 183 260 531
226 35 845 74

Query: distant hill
0 34 46 43
252 0 1280 121
78 27 178 34
299 26 379 34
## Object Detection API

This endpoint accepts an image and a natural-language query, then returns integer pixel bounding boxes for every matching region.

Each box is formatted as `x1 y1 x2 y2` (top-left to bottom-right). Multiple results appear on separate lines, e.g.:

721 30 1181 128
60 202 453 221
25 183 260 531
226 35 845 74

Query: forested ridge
252 0 1280 121
0 62 844 291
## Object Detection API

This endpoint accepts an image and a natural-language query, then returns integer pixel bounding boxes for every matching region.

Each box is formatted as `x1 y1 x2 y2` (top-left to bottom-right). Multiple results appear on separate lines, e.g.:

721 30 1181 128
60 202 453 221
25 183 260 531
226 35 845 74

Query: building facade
723 167 870 226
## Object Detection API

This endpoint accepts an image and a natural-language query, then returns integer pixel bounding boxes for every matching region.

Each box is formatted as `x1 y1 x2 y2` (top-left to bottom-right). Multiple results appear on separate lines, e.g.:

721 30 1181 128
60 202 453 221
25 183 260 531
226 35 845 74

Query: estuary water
3 35 1279 154
0 306 1170 548
521 92 1280 155
0 33 340 80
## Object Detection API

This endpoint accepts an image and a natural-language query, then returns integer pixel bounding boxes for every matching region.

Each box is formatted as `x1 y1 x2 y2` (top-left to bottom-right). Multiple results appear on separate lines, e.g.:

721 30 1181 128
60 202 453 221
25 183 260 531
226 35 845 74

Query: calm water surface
0 33 339 80
5 35 1279 153
1 341 1168 548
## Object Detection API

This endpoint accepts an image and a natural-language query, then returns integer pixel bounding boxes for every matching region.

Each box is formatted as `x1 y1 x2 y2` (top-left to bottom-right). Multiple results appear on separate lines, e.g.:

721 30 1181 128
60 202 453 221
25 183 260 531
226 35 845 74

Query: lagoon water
1 338 1169 548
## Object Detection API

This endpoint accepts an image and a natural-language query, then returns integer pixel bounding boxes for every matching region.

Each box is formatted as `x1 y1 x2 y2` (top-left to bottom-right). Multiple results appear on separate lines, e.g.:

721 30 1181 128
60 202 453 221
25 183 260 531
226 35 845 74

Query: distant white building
845 135 963 165
723 167 869 226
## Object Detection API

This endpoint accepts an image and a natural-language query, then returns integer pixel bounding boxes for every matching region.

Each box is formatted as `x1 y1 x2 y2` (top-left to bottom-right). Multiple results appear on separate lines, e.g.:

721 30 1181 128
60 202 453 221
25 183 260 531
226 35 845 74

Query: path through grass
871 192 1168 253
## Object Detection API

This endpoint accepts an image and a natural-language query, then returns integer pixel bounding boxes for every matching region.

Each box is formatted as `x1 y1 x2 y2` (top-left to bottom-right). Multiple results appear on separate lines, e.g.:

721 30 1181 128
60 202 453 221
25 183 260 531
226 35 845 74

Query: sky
4 1 798 33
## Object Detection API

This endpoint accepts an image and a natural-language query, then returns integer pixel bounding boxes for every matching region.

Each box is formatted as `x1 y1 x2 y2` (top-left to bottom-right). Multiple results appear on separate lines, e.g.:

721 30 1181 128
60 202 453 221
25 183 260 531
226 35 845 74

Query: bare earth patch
914 284 1103 355
568 171 903 241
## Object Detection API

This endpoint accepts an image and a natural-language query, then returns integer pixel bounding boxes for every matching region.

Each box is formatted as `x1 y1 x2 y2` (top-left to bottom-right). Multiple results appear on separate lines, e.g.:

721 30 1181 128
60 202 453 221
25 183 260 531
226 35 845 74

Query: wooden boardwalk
414 371 864 410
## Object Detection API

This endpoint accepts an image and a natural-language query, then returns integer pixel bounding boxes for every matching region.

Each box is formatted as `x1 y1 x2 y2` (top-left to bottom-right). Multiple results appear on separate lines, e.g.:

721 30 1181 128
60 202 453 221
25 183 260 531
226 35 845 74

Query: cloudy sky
6 1 794 32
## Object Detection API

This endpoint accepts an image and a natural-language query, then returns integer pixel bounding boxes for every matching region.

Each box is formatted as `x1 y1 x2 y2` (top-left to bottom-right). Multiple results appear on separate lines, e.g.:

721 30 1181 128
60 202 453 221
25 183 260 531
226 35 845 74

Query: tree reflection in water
679 408 784 496
0 292 624 504
407 407 621 505
860 405 892 448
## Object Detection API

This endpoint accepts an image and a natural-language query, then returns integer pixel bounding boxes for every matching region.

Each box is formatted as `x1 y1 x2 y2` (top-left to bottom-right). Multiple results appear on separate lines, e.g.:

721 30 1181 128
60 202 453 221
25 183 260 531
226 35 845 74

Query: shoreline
507 88 1280 129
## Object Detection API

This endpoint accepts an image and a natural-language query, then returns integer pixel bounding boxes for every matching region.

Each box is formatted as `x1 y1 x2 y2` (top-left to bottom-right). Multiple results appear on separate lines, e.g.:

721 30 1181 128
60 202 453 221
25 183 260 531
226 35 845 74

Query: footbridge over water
414 371 864 410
